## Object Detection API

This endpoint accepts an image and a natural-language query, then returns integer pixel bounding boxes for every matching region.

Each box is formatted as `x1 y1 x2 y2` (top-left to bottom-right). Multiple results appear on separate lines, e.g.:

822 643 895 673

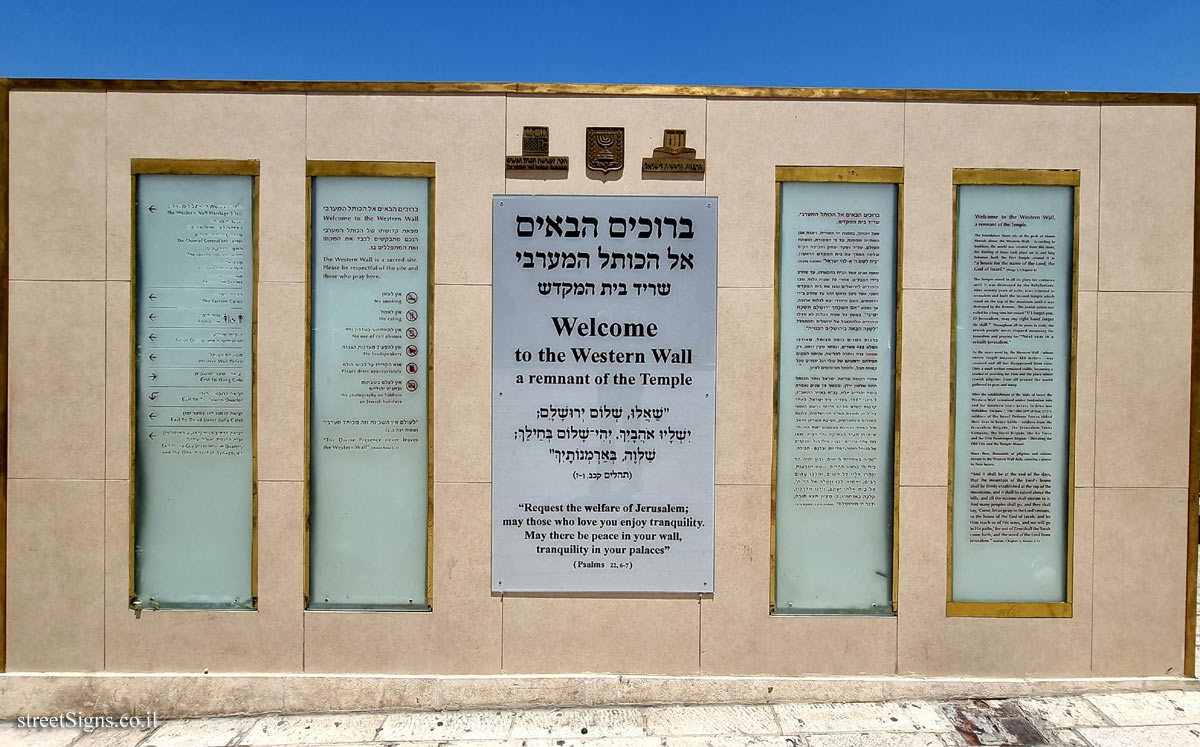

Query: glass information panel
134 173 255 609
308 175 430 610
774 180 898 614
492 195 717 593
952 183 1074 604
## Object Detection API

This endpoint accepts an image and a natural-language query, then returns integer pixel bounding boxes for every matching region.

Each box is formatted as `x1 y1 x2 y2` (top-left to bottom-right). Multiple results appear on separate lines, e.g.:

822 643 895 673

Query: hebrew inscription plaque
492 195 717 593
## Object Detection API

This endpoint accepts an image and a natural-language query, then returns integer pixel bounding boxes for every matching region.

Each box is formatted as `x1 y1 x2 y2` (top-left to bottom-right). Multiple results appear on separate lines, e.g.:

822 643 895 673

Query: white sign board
492 195 717 593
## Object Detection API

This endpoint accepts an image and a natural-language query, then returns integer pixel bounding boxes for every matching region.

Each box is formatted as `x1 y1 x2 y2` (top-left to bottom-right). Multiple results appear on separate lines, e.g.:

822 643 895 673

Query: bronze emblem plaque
585 127 625 173
643 129 705 174
506 125 569 172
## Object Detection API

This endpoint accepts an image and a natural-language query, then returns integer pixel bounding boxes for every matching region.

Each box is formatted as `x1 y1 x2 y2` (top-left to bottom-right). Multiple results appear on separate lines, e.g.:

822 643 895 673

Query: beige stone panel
700 486 897 675
6 480 105 671
706 99 904 289
307 94 504 285
9 280 106 479
432 284 490 483
903 103 1100 291
257 282 306 481
717 287 772 486
1091 488 1187 676
504 95 706 197
501 596 699 675
1098 106 1196 291
1073 292 1097 487
303 482 500 673
898 290 949 487
896 487 1094 676
105 92 306 281
104 480 304 672
9 92 107 281
1094 292 1191 488
106 281 132 480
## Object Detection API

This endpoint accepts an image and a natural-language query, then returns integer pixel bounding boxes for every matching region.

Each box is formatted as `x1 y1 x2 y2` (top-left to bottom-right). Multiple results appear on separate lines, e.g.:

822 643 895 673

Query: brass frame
1187 105 1200 676
128 158 261 611
0 79 9 669
770 165 905 615
946 167 1080 619
1 78 1197 104
303 160 436 611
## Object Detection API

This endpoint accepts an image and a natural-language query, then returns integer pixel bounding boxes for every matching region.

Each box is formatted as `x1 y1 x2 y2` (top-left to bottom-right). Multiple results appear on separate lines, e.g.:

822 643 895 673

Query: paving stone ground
4 690 1200 746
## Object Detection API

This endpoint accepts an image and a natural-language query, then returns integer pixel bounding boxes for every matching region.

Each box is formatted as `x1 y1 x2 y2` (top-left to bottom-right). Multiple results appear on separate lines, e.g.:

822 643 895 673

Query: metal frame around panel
946 167 1080 619
303 160 436 611
770 166 904 615
128 158 261 611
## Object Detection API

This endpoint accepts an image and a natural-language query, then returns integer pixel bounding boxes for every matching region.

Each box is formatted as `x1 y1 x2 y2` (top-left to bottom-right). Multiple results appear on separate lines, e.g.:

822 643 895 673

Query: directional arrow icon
148 412 157 420
148 294 157 301
148 432 157 440
149 372 158 381
149 392 159 401
148 313 156 321
149 354 157 361
148 205 156 213
148 333 157 341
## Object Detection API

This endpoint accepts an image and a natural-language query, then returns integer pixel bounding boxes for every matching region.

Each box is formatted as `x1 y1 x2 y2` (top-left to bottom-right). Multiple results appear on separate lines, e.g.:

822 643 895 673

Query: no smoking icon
406 292 419 304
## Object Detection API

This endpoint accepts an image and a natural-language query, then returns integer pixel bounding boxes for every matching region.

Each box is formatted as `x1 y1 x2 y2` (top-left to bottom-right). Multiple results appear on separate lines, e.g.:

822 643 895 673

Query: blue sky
1 1 1197 92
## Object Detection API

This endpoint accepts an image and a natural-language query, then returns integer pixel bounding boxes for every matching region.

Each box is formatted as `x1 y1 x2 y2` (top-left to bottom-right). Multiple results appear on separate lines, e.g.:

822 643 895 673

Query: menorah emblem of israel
585 127 625 173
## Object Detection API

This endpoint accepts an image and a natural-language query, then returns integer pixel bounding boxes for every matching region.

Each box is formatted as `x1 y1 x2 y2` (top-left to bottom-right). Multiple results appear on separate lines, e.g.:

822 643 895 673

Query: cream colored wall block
9 91 107 280
1094 292 1191 488
501 596 700 675
257 282 306 481
6 480 105 672
716 287 772 486
1098 106 1196 292
1073 291 1098 488
9 280 106 479
105 282 132 480
898 290 950 487
431 284 490 484
1091 488 1187 675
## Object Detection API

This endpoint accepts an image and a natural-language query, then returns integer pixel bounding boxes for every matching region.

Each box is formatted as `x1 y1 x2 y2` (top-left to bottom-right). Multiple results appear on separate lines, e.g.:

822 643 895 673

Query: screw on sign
406 380 419 392
406 291 418 304
406 327 418 339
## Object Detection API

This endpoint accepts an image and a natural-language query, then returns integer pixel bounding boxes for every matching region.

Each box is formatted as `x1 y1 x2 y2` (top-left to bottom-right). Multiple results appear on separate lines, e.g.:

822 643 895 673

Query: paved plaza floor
4 690 1200 746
